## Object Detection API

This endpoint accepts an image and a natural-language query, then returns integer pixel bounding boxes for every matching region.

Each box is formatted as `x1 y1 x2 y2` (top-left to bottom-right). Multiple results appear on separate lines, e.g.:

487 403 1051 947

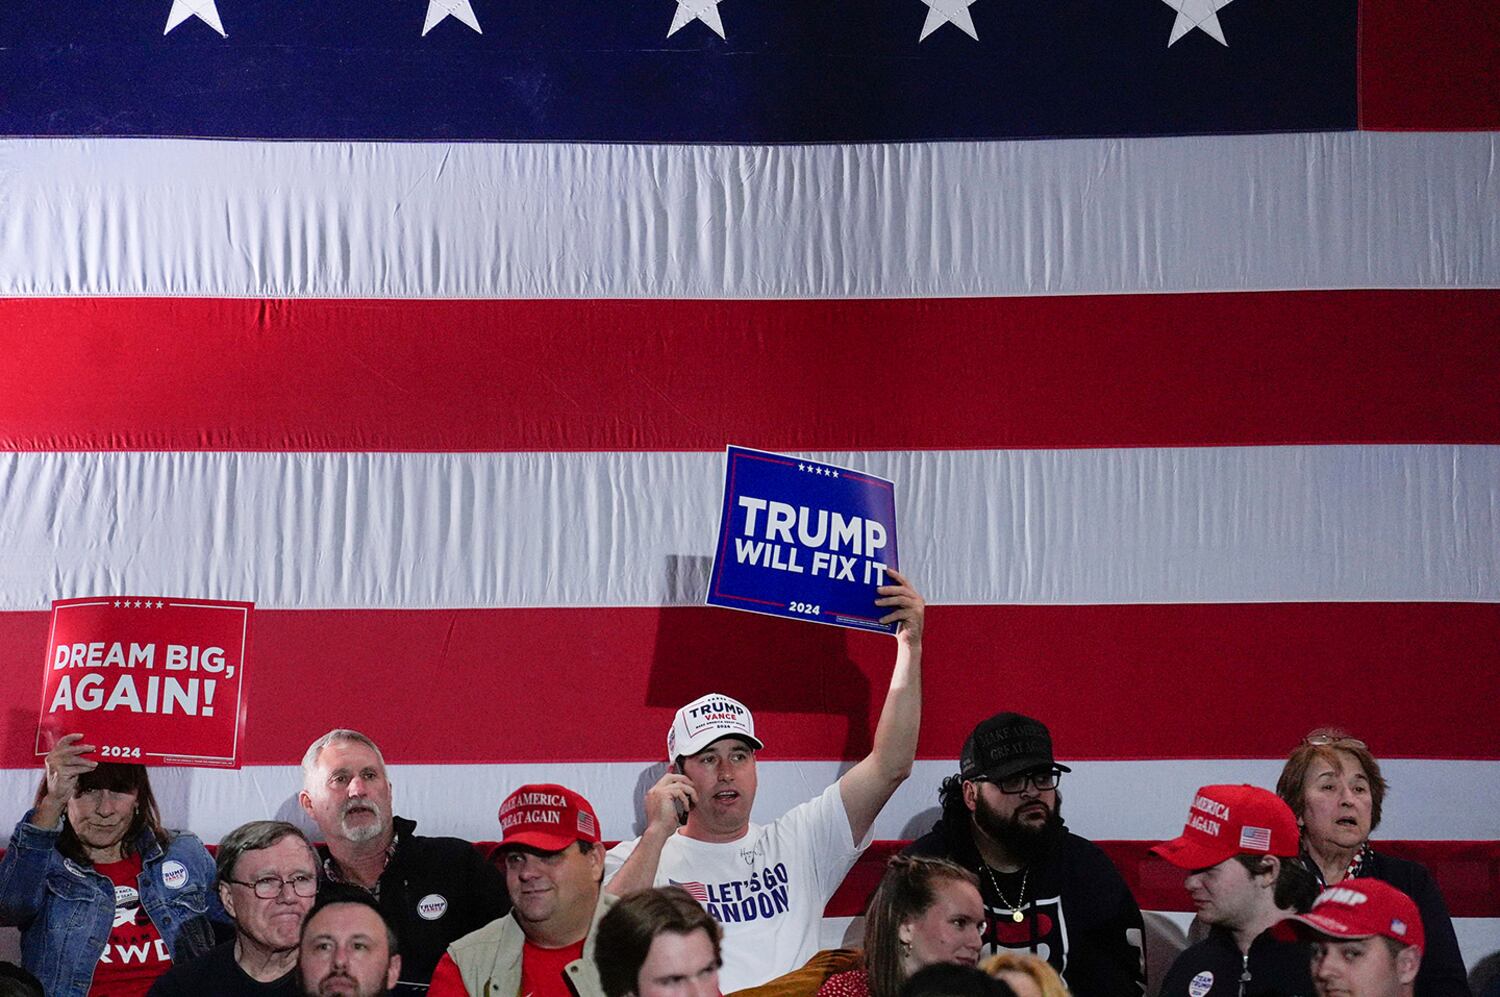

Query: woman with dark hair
817 856 986 997
1276 729 1470 997
0 733 223 997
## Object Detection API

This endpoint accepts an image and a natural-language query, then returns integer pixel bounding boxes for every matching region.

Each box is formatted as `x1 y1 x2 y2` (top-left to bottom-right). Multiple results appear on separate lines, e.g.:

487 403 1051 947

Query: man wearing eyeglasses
904 712 1146 997
147 820 319 996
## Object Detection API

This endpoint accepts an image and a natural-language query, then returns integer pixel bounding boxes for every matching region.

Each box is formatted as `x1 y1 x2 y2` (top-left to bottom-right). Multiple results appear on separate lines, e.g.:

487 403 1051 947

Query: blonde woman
980 953 1069 997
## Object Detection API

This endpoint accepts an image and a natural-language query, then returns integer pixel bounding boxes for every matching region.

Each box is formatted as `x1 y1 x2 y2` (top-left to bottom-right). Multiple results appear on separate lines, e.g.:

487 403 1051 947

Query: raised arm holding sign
0 733 225 997
604 572 925 992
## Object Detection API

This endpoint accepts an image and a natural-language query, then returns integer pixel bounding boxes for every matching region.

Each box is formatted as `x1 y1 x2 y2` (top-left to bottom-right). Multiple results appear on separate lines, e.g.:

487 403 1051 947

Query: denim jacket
0 810 225 997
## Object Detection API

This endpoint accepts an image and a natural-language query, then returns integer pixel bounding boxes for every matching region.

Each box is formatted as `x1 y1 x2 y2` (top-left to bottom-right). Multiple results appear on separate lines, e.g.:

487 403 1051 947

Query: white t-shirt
605 782 872 993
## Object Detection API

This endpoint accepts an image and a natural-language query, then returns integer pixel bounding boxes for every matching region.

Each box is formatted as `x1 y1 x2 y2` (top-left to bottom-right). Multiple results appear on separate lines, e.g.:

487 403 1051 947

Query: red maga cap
497 783 602 852
1151 784 1299 869
1276 878 1425 954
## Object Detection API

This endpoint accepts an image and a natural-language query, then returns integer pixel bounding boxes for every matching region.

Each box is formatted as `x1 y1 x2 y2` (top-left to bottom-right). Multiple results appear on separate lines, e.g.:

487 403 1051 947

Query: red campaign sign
35 597 253 769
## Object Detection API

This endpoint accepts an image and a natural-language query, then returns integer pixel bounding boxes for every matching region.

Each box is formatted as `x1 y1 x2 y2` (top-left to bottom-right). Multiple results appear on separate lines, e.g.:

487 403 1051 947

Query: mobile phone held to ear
668 763 690 825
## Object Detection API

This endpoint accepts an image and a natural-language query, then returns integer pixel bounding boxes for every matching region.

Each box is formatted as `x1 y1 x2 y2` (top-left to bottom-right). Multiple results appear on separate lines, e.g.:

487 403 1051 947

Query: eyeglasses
983 768 1064 794
227 873 318 899
1303 734 1368 749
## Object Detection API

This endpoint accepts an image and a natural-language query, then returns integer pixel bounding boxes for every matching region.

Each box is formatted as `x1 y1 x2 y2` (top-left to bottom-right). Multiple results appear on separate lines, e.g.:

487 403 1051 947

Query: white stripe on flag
1 133 1495 299
0 758 1488 847
2 446 1497 612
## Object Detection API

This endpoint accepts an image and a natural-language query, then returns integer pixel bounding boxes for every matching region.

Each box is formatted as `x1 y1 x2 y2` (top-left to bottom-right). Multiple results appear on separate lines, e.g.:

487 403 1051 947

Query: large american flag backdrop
1 0 1497 979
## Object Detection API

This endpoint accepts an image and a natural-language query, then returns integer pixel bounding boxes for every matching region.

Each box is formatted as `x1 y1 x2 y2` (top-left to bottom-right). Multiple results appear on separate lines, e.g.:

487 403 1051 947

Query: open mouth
713 790 740 803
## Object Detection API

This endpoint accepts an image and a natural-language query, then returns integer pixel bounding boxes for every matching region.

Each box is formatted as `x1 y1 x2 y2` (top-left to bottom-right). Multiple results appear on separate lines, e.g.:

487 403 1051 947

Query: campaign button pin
161 860 189 890
417 894 449 920
1189 971 1214 997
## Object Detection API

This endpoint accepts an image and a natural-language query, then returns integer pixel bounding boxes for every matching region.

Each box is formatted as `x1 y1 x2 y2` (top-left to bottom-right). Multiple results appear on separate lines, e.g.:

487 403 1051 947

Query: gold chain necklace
983 864 1029 923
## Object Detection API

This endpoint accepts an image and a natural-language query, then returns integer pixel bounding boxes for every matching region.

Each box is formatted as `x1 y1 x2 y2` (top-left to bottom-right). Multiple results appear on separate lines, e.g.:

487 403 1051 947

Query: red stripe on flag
3 603 1496 765
827 841 1500 918
3 291 1499 452
1359 0 1500 129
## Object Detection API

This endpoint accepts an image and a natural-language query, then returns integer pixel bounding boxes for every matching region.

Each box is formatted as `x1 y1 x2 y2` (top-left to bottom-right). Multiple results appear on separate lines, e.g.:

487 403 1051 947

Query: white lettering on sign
54 642 156 670
47 675 221 718
736 497 887 556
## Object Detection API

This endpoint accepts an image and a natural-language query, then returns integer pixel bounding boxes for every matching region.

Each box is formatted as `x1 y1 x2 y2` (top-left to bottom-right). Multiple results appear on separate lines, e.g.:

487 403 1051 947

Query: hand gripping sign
707 446 899 634
36 597 253 768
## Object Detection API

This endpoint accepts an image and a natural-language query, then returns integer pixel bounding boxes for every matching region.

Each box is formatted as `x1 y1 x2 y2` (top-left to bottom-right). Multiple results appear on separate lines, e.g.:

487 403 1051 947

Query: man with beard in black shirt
904 713 1145 997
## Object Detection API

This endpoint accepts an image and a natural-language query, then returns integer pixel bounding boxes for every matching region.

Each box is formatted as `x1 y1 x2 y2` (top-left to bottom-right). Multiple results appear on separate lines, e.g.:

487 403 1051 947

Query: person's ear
1395 945 1420 985
219 882 236 920
298 790 314 818
588 843 606 882
386 954 402 989
962 781 979 813
898 921 915 946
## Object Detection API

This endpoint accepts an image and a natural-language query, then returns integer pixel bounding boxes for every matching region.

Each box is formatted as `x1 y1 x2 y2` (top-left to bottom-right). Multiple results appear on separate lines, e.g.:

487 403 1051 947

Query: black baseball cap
959 712 1071 783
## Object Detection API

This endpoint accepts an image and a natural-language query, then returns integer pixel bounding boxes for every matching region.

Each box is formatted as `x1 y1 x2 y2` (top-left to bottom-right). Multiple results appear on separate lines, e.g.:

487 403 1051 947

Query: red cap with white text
496 783 601 852
1276 878 1425 954
1150 784 1299 869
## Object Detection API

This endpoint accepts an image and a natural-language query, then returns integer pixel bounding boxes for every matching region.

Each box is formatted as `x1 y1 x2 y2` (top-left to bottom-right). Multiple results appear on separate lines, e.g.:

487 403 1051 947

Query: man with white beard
300 729 509 996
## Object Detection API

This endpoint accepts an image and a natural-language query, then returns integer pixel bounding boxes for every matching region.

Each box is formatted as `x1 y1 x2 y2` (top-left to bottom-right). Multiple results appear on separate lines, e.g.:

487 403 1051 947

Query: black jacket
317 815 510 997
146 938 297 997
1324 851 1472 997
1159 926 1313 997
904 815 1145 997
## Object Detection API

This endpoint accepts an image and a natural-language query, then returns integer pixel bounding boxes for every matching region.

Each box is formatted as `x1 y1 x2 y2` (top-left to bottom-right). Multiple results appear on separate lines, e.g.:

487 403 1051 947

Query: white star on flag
669 0 725 39
1161 0 1234 46
919 0 979 41
423 0 481 36
165 0 225 36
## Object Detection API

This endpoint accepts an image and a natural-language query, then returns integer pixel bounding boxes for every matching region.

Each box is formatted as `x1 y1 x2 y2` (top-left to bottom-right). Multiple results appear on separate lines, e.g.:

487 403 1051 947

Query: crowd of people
0 574 1477 997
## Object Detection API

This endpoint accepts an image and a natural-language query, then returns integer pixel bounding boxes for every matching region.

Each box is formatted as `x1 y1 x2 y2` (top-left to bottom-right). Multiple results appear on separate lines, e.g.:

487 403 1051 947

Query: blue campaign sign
706 446 899 634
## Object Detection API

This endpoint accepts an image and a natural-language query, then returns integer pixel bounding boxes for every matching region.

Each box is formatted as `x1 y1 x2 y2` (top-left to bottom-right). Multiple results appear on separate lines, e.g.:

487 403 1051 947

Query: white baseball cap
667 693 764 761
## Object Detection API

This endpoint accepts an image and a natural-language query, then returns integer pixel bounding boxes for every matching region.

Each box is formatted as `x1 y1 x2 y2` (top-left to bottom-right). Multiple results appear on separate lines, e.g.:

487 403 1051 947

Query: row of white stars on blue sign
798 463 841 477
165 0 1237 46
